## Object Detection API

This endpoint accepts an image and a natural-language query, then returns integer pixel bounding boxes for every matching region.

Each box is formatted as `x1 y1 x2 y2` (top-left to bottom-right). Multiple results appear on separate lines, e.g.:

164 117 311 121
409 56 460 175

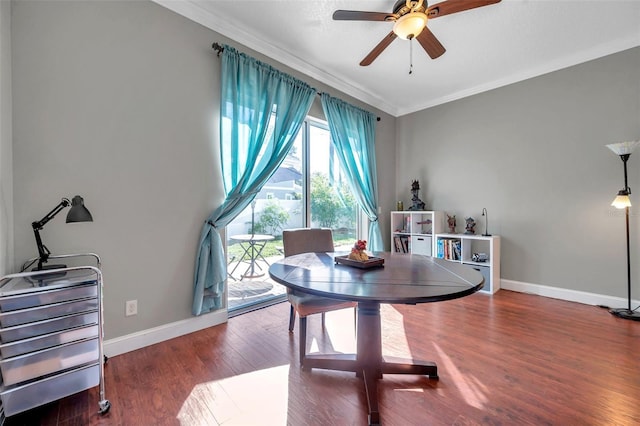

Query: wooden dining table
269 251 484 425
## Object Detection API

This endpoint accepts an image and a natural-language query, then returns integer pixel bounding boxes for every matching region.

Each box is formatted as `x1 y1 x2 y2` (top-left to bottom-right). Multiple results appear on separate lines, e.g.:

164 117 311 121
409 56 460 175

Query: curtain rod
212 43 381 122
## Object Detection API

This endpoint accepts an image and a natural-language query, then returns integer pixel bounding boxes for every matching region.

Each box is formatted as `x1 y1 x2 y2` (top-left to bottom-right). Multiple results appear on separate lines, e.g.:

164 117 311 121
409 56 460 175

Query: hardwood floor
5 290 640 425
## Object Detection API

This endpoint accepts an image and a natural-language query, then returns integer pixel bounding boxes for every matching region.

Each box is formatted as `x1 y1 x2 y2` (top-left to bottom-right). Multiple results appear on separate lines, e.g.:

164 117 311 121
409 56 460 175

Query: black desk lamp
481 208 491 236
607 141 640 321
32 195 93 270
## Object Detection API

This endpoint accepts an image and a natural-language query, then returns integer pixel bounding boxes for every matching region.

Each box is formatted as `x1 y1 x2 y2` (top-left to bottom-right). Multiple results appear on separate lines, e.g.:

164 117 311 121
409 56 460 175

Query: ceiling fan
333 0 502 66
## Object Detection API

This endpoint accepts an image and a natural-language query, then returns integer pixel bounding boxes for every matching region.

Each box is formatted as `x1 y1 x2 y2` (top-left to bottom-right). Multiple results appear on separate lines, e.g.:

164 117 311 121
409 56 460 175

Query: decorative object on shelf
464 217 476 234
607 140 640 321
416 219 432 234
447 214 456 233
396 201 404 211
31 196 93 271
348 239 369 261
481 208 491 236
408 180 425 211
472 253 488 262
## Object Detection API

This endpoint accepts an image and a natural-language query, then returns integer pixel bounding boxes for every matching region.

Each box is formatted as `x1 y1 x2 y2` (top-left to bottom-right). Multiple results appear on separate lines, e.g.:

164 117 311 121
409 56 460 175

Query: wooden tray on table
334 255 385 269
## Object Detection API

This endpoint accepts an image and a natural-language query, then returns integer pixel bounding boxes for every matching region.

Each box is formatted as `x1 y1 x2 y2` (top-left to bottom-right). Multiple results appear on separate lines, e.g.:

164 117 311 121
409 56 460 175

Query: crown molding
153 1 640 118
397 33 640 116
152 0 399 117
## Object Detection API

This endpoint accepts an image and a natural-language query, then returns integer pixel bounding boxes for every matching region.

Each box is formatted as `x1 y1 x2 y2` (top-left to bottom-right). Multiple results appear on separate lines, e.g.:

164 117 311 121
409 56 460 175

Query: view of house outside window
226 119 359 312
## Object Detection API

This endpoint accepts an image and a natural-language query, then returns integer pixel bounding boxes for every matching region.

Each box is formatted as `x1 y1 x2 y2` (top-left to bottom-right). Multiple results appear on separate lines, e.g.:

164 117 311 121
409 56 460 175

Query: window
306 121 358 248
226 118 359 259
226 117 360 312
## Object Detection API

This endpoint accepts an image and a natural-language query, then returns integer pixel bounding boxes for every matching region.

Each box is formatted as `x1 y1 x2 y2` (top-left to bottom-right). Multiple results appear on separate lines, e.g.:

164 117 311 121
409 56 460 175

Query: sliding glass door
226 119 358 314
307 121 357 251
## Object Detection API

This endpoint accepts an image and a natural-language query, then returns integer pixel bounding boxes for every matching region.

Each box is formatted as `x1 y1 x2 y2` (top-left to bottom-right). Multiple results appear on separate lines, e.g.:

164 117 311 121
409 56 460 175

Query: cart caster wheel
98 400 111 414
104 355 109 364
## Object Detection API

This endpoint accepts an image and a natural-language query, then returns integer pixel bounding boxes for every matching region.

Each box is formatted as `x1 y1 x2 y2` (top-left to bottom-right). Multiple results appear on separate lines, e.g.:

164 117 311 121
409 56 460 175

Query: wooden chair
282 228 357 364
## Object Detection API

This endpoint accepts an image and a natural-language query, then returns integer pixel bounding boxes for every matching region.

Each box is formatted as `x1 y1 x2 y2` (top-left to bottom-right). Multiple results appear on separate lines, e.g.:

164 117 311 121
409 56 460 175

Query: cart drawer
0 283 97 312
0 310 98 343
0 297 97 328
0 323 99 359
0 337 99 386
1 362 99 417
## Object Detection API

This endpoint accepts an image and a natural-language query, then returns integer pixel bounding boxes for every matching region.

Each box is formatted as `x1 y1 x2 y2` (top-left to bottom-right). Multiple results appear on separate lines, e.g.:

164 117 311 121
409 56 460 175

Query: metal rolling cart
0 253 110 419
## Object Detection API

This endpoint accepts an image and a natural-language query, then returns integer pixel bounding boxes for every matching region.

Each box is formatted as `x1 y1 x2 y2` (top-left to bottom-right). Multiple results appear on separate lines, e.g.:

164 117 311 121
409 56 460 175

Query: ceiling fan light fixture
393 12 427 40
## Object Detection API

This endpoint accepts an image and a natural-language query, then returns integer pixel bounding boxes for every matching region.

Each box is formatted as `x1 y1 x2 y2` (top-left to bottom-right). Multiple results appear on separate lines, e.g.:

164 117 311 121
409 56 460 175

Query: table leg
357 302 383 424
362 368 380 426
242 241 267 279
381 356 438 378
229 242 252 278
302 301 438 425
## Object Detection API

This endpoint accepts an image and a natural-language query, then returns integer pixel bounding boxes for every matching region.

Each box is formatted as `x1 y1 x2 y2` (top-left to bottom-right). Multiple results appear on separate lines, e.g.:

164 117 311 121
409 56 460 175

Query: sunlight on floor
384 305 411 356
177 364 290 425
307 305 413 357
433 343 488 409
309 308 357 355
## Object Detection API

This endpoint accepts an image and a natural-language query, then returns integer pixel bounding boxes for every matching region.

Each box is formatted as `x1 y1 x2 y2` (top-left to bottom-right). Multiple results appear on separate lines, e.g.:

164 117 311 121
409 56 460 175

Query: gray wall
10 0 395 340
396 47 640 297
0 0 13 277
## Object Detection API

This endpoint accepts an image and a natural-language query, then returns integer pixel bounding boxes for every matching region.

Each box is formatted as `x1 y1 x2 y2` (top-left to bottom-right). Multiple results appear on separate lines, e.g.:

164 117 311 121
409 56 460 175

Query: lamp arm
33 227 50 269
31 198 71 269
31 198 71 231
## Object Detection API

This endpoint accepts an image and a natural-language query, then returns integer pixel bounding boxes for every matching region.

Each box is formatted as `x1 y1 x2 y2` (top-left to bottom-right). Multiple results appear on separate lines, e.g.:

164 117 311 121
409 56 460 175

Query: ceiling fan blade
416 27 446 59
427 0 501 19
360 32 398 66
333 10 394 22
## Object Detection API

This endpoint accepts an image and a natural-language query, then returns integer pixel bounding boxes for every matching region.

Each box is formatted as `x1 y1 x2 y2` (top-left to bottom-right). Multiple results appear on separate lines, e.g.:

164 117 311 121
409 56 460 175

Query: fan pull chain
409 38 414 75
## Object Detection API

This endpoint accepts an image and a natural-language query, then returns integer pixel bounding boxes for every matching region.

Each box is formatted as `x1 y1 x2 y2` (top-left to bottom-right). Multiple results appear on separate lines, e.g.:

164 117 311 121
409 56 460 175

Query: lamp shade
393 12 427 40
65 195 93 223
611 190 632 209
607 141 640 156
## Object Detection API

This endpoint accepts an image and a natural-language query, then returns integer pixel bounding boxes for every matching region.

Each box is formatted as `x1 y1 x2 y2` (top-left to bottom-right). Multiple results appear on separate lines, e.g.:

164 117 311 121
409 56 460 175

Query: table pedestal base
301 302 438 426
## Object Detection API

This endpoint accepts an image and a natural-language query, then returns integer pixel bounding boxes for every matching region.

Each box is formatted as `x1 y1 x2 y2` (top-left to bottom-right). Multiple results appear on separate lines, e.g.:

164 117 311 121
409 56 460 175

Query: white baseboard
103 309 228 358
501 279 640 308
102 282 638 358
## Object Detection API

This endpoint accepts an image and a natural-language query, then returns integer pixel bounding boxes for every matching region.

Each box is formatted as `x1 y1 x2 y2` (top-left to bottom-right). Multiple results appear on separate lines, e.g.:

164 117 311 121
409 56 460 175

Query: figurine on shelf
447 214 456 233
408 180 426 211
348 239 369 261
465 217 476 234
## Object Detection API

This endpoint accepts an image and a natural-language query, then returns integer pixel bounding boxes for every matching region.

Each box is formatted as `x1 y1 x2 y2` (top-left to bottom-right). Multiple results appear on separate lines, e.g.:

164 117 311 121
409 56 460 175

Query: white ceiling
155 0 640 117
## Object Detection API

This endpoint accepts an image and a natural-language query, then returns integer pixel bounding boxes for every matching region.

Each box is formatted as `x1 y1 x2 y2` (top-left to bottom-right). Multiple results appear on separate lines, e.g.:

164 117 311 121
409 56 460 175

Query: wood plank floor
6 290 640 426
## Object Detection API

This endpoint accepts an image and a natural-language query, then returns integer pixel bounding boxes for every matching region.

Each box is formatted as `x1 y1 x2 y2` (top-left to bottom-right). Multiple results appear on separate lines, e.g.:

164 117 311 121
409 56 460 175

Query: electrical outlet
125 300 137 317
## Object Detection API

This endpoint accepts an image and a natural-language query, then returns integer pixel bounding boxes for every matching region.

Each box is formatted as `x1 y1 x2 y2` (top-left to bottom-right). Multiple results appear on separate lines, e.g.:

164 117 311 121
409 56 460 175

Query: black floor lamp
607 141 640 321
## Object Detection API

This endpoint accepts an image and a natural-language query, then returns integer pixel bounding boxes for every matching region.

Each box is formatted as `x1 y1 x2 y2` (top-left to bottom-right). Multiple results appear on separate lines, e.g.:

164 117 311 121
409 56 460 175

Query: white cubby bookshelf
390 211 445 257
434 233 501 294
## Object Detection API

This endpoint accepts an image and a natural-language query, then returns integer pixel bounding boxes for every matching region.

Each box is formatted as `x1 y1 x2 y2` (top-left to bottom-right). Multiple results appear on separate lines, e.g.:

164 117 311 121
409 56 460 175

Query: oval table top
269 251 484 305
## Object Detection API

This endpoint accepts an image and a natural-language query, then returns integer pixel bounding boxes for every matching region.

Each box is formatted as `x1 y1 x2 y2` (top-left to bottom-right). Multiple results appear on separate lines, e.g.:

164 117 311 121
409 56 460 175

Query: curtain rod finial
212 42 224 56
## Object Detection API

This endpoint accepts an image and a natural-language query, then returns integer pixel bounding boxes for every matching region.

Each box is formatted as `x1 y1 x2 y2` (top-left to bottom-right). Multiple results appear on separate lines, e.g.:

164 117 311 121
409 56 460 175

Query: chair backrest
282 228 334 257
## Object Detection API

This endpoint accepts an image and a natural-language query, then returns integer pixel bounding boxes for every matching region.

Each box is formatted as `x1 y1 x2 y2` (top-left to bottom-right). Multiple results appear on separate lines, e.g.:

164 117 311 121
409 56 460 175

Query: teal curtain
320 93 383 251
193 45 316 315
